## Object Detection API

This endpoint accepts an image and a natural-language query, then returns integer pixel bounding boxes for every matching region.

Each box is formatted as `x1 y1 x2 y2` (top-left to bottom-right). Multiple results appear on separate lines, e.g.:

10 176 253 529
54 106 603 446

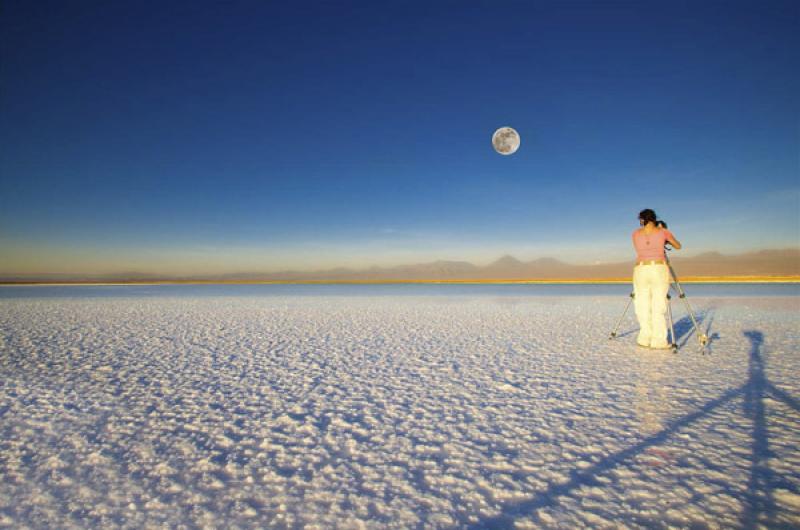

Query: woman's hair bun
638 209 657 224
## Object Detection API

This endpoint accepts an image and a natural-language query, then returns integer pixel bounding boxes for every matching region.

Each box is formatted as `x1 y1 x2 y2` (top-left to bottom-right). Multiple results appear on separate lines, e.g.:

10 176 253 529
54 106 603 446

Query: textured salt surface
0 294 798 528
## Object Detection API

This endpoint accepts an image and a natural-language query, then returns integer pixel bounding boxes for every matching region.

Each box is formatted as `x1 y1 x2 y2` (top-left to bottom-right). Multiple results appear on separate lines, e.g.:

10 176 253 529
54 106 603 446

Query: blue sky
1 1 798 275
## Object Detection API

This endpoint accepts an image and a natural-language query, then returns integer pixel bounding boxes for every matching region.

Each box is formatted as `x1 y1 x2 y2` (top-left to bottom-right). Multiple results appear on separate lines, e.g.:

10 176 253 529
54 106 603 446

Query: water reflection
0 282 798 299
634 351 669 434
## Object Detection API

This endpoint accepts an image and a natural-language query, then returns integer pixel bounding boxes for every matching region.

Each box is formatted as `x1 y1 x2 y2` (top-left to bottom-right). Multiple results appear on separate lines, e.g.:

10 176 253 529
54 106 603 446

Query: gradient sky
2 1 799 276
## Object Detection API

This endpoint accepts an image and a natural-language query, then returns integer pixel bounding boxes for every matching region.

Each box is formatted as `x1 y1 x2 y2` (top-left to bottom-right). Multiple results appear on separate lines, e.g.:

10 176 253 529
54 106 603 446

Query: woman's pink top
632 228 674 261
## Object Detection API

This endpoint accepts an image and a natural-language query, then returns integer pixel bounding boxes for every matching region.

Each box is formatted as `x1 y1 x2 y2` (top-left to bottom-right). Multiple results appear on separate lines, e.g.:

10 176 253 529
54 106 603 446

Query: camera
656 220 672 250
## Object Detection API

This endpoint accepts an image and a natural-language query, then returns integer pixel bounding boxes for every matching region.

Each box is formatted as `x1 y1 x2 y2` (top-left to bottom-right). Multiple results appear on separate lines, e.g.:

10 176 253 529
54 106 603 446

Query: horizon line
2 275 799 286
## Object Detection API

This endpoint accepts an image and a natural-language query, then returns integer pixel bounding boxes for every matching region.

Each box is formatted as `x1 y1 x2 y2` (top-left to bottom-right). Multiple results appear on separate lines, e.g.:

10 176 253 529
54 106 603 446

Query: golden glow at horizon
3 276 799 285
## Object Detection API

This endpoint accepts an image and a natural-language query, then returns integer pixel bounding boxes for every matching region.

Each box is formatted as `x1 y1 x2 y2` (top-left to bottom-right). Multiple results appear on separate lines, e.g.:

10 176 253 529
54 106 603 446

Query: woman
632 209 681 349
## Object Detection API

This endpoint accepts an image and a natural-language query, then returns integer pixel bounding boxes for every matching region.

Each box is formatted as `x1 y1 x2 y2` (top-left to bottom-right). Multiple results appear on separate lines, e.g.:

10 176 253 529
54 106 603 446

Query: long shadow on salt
470 329 799 529
740 331 800 529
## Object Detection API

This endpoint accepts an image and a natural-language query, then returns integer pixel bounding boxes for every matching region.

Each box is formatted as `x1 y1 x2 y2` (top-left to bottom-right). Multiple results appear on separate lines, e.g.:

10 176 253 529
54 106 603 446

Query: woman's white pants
633 263 670 348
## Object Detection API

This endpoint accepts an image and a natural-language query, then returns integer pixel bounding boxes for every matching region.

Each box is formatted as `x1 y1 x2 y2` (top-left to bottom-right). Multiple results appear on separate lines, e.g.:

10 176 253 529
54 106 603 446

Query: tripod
609 252 709 353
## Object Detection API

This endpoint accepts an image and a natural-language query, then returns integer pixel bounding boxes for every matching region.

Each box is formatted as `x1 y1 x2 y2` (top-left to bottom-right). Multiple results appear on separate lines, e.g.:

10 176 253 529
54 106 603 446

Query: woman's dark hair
638 209 657 224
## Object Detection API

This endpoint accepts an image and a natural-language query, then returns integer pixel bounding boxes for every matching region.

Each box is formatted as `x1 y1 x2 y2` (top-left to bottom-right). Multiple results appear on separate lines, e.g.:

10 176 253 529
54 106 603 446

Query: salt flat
0 288 798 528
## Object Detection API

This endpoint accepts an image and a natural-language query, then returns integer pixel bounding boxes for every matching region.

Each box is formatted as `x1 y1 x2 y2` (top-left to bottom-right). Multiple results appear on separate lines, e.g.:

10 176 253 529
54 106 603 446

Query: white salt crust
0 294 798 528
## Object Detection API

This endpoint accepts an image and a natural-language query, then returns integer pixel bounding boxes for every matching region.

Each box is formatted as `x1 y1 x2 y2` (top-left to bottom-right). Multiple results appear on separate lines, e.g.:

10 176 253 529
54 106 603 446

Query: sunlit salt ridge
0 290 798 528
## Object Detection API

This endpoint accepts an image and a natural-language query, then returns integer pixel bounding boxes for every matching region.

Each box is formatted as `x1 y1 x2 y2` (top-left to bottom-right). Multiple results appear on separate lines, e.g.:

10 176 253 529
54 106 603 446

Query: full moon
492 126 520 155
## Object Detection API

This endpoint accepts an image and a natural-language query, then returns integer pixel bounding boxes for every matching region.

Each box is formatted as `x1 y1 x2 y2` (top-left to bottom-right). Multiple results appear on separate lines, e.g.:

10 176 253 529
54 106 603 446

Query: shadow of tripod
470 330 800 529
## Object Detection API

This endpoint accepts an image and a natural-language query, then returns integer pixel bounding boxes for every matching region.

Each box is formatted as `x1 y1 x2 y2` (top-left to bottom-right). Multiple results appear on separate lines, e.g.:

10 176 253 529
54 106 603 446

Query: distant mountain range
211 248 799 281
2 248 798 283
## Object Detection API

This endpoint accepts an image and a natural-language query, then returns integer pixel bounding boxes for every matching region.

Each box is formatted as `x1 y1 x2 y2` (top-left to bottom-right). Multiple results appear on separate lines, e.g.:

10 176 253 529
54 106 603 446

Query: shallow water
1 282 798 299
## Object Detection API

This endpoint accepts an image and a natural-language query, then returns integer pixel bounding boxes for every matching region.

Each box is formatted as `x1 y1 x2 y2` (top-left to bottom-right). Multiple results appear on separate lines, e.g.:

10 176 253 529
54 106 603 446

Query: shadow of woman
739 330 800 528
468 329 800 529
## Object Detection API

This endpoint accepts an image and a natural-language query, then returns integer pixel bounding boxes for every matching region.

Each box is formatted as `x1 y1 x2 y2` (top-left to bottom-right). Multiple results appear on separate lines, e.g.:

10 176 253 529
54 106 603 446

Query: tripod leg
677 291 708 352
666 293 678 353
610 292 634 339
666 260 709 353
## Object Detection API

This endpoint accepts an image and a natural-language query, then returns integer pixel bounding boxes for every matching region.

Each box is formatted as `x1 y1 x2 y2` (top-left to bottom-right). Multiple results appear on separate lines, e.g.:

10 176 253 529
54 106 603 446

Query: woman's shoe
636 342 650 348
650 343 672 350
